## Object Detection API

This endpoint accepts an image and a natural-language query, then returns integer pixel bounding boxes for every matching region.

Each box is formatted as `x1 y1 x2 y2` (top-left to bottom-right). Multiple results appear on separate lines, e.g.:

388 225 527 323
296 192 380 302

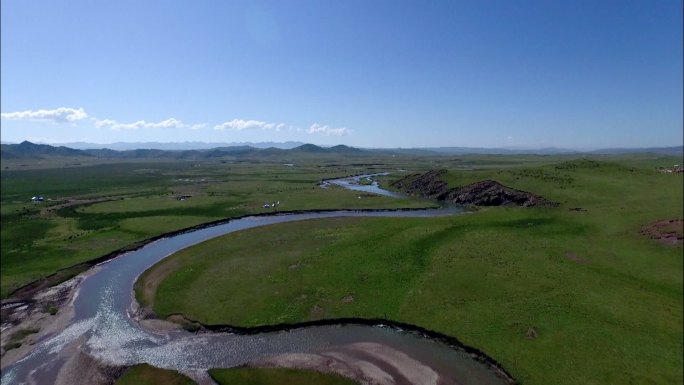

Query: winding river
1 175 512 385
321 173 404 198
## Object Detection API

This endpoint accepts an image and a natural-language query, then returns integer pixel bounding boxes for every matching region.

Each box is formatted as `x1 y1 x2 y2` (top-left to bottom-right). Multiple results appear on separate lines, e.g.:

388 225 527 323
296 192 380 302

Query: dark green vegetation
209 367 358 385
138 157 683 385
114 364 195 385
2 328 39 351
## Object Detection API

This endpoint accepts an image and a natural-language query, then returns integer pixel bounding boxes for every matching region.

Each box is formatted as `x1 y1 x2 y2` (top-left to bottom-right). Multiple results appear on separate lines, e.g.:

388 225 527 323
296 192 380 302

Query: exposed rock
391 170 450 199
391 170 557 207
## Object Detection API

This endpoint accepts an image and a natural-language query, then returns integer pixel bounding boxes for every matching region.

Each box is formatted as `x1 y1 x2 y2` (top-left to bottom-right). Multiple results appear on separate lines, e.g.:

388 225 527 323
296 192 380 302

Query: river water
322 173 404 198
1 176 510 385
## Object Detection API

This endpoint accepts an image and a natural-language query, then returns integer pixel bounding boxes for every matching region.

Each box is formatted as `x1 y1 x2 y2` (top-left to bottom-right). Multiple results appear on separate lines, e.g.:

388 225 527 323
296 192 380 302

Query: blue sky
1 0 682 148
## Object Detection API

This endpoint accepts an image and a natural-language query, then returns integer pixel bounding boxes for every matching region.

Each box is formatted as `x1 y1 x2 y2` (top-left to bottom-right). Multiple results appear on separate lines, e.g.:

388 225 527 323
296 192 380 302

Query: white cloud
214 120 350 136
95 117 194 131
308 123 350 136
94 119 117 128
2 108 352 140
1 107 88 123
213 119 284 131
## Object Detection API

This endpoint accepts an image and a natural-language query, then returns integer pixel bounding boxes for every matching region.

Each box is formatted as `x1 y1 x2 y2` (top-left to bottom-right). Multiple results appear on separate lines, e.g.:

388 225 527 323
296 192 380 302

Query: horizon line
2 139 682 152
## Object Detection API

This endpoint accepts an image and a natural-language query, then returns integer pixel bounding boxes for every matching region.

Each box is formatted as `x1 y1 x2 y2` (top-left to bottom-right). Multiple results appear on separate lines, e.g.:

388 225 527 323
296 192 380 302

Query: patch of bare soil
640 219 683 245
181 369 219 385
249 342 445 385
53 336 125 385
564 252 590 264
309 305 326 320
341 295 355 304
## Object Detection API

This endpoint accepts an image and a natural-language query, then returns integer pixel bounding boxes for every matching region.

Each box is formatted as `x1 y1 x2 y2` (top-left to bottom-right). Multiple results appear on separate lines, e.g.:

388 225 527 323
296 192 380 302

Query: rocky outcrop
391 170 450 199
391 169 557 207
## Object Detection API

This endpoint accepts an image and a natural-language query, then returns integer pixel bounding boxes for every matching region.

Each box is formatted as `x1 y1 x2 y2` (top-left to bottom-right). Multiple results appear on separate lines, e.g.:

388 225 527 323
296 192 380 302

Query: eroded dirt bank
391 169 557 207
1 270 96 366
640 218 683 245
249 342 442 385
132 303 516 385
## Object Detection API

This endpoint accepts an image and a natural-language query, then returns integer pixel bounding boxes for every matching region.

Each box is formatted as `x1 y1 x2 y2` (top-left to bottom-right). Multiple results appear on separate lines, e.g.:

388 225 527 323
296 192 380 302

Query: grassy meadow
136 156 683 385
114 364 195 385
4 151 601 298
0 157 433 297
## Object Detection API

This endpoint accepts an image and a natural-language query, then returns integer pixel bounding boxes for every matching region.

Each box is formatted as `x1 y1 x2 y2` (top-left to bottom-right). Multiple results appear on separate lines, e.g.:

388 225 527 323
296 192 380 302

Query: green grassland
137 157 683 385
7 151 629 298
209 368 358 385
115 364 196 385
1 158 438 297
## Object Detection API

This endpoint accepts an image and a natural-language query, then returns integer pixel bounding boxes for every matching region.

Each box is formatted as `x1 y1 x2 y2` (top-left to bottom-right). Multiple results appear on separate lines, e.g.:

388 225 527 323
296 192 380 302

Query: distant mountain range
0 141 681 160
415 146 684 156
0 141 366 160
33 141 307 150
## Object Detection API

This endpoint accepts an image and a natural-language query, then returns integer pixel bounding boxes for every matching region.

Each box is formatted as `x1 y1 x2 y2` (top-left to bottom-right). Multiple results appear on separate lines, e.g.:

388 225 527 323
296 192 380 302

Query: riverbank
2 207 439 304
133 309 516 384
3 207 479 385
0 267 99 368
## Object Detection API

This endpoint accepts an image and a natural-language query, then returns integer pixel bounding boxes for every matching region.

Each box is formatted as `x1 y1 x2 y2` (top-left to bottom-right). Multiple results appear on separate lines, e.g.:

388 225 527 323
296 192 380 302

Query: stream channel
1 174 511 385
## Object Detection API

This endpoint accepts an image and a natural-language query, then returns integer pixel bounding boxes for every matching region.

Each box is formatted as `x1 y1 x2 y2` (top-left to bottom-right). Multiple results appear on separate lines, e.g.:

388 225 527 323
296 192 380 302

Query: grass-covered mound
137 159 683 385
115 364 196 385
209 367 358 385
